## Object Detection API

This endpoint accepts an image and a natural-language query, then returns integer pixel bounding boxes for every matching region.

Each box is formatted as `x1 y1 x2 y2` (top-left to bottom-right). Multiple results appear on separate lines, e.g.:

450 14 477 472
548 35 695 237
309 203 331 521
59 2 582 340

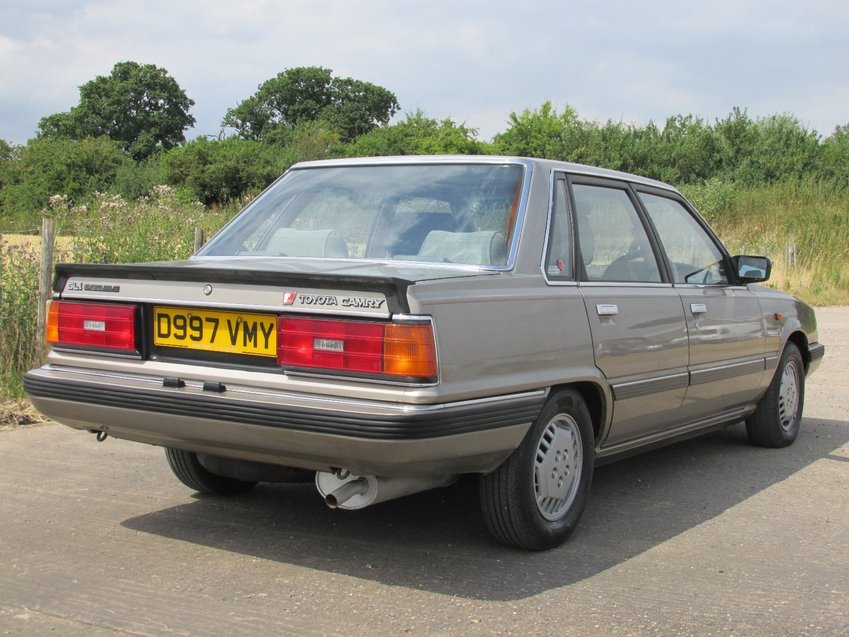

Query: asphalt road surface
1 308 847 636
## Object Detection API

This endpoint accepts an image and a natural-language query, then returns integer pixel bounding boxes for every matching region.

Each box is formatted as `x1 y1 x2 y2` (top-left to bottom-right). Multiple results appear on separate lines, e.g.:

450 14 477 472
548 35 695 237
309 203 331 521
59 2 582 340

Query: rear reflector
277 317 437 381
47 301 138 353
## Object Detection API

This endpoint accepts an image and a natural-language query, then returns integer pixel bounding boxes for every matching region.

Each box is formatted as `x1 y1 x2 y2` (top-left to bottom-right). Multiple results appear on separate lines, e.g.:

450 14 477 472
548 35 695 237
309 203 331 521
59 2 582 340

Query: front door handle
690 303 707 315
596 304 619 317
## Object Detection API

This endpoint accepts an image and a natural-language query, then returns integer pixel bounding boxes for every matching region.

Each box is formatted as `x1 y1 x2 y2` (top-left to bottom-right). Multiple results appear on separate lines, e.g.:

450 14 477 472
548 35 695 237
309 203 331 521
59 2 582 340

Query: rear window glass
198 164 525 266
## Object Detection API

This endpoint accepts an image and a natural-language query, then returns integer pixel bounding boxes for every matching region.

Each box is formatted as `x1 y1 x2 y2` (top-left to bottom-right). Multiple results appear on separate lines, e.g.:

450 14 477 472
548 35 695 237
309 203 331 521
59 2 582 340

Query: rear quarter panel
407 274 601 402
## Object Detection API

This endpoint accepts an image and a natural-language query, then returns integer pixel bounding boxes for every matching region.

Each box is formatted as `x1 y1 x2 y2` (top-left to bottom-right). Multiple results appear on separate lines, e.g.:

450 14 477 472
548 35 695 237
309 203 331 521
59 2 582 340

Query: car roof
290 155 679 194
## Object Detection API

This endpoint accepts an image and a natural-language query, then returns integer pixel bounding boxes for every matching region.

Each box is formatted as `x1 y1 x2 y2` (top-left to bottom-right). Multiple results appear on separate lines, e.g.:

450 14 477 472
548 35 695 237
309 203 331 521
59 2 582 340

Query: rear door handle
596 304 619 316
690 303 707 315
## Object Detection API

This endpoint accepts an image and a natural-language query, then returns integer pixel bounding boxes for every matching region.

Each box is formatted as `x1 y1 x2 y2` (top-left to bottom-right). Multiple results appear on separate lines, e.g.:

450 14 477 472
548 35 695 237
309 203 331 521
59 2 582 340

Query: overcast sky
2 0 848 146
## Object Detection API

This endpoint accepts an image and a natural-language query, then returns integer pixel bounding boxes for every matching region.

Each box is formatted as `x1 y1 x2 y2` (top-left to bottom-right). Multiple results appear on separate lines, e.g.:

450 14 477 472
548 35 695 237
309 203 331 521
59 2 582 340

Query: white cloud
1 0 848 144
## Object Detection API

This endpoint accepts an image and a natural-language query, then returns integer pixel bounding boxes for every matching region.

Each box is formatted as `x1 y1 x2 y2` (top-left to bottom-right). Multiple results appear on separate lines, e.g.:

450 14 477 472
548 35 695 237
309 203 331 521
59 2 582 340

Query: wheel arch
786 330 811 372
549 381 608 445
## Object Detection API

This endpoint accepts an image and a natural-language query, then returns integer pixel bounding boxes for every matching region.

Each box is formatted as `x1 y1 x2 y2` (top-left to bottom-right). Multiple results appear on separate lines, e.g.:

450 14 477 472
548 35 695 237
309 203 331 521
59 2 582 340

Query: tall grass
54 186 230 264
0 187 232 399
684 178 849 305
0 237 42 396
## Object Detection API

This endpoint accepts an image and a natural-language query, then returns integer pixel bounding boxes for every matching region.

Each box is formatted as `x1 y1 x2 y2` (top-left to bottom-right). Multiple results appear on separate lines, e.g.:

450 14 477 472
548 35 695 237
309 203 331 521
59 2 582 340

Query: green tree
587 120 660 176
713 107 758 179
493 103 672 178
820 124 849 185
0 137 129 227
37 61 196 160
493 101 583 159
222 66 399 143
277 120 342 162
655 115 722 183
162 137 288 206
111 154 169 201
748 114 820 182
0 140 14 202
344 111 488 156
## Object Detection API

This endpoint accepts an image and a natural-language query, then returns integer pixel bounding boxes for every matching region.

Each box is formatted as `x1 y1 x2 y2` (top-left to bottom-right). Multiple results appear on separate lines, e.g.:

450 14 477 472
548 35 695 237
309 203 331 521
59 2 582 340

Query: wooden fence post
35 217 55 365
785 241 797 269
194 228 206 253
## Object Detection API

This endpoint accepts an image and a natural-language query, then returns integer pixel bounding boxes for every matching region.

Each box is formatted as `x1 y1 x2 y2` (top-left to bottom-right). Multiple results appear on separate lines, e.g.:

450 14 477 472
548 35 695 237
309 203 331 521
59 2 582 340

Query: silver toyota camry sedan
26 156 824 549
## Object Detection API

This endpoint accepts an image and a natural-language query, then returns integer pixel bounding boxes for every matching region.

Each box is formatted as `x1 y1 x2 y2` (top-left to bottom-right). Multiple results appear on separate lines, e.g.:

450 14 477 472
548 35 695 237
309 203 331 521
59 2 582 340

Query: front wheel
479 389 595 550
746 342 805 448
165 447 257 495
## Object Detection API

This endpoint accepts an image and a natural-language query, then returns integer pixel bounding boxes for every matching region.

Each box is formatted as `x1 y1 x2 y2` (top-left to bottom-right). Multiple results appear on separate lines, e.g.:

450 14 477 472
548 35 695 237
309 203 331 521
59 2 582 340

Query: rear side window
544 178 574 279
573 184 661 283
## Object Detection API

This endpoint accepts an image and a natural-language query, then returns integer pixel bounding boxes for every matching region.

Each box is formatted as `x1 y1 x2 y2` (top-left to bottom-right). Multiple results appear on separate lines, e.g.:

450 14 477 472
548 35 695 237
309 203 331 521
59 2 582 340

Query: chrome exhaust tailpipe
325 477 369 509
316 471 456 510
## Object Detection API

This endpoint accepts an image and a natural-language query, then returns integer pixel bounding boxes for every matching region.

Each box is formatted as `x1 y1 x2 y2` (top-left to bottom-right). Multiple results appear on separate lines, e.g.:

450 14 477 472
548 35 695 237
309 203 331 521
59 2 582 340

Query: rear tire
746 342 805 448
479 389 594 550
165 447 257 495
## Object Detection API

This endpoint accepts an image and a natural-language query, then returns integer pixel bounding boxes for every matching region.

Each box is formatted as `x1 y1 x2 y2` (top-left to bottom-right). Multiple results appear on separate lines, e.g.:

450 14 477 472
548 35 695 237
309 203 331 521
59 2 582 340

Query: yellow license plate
153 306 277 357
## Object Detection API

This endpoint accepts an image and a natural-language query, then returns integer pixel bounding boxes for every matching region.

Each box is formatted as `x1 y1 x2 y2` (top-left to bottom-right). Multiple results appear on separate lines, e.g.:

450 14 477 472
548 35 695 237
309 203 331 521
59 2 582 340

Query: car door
568 177 690 447
636 189 766 422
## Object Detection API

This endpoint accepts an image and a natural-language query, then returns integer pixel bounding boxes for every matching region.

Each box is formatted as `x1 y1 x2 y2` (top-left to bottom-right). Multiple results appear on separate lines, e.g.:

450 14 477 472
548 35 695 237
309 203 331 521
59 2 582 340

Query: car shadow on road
122 419 848 601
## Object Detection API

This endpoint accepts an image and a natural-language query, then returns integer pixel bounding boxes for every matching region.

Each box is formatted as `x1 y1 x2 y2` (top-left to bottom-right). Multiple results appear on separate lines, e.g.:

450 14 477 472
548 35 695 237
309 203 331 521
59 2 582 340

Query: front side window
199 164 525 267
638 192 728 285
572 184 661 283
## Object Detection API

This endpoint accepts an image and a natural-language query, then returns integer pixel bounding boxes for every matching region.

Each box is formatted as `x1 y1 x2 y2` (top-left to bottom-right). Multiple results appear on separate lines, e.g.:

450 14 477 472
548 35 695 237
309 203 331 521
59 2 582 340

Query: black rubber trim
611 372 689 401
24 373 544 441
612 358 768 400
689 358 765 386
54 262 412 314
809 342 825 361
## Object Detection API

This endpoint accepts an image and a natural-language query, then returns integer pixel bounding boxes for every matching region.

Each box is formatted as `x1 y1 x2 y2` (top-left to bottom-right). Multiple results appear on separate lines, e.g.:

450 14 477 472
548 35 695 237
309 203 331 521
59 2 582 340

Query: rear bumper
25 365 543 477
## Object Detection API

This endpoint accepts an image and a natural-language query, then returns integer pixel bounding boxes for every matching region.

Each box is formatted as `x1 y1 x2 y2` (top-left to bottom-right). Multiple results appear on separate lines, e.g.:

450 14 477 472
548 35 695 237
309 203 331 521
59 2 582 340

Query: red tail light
277 317 437 381
47 301 139 353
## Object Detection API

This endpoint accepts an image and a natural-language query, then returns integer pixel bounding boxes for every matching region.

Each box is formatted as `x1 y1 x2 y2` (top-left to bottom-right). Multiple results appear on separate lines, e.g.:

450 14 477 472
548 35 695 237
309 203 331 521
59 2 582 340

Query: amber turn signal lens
383 323 437 379
46 301 60 344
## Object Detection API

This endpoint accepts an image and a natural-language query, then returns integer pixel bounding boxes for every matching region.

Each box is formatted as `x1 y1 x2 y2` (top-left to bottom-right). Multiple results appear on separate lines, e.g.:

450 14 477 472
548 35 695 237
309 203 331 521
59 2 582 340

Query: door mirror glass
733 255 771 283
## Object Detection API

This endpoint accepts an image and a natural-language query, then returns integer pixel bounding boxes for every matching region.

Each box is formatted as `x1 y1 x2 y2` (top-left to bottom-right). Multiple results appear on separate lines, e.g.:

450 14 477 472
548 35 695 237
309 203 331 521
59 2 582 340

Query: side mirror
732 255 771 283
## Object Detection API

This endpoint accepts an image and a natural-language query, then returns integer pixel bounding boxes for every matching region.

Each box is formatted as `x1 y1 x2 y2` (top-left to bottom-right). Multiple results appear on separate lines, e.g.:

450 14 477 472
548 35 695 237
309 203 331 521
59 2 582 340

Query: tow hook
95 430 108 442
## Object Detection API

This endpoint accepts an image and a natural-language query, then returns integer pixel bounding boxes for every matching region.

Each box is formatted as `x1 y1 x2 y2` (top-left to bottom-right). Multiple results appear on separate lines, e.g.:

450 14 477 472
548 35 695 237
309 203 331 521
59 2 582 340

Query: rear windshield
198 163 525 266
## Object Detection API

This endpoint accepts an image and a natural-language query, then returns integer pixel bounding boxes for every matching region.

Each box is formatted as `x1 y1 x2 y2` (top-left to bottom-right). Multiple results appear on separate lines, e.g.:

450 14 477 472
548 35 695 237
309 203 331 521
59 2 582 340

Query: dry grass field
1 233 72 251
2 233 40 249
